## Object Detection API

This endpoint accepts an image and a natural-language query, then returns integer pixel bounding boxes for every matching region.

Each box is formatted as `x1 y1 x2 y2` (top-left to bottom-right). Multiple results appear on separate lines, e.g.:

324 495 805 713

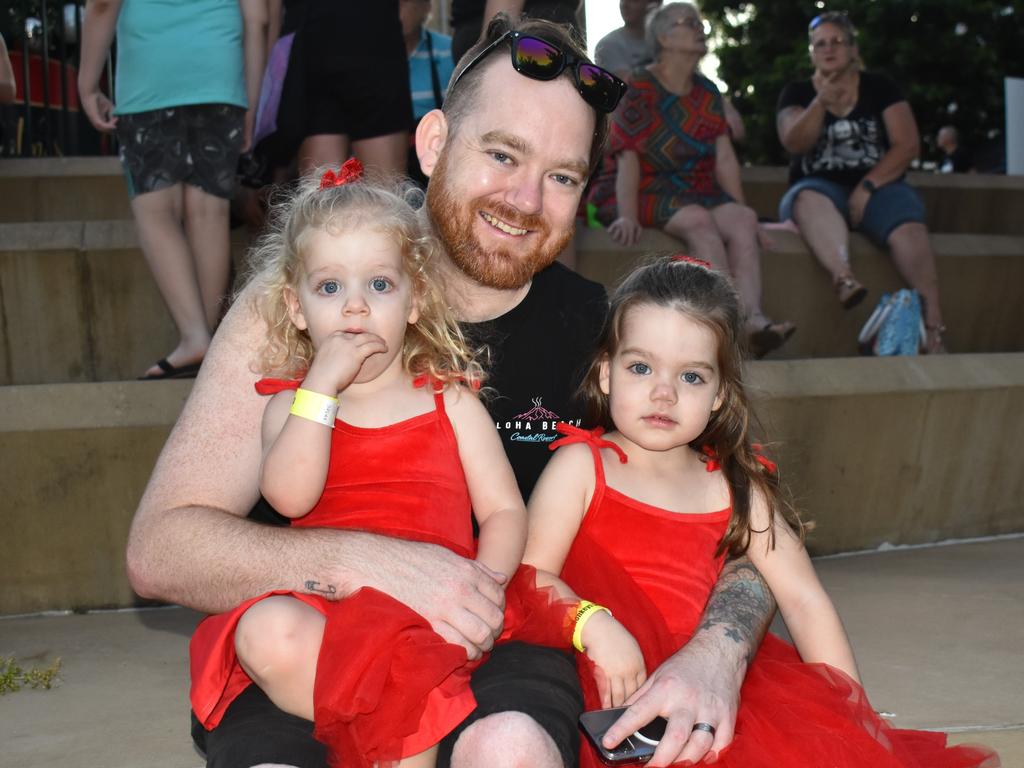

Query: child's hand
304 331 388 394
583 612 647 708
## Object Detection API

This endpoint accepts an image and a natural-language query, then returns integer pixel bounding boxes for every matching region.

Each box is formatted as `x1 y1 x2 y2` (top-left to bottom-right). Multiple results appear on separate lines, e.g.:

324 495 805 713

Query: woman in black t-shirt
776 12 947 353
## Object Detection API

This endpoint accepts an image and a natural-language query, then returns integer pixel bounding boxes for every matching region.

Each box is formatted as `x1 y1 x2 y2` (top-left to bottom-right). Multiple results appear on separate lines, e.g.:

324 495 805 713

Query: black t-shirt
941 146 974 173
464 263 608 502
777 71 904 187
450 0 580 26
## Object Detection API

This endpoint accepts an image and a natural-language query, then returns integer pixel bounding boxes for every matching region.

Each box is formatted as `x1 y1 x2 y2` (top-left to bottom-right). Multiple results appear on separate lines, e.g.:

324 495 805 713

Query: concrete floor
1 537 1020 768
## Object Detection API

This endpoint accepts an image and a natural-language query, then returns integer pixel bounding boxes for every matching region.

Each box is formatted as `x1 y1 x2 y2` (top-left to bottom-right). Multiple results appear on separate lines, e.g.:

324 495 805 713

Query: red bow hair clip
319 157 364 190
672 253 713 269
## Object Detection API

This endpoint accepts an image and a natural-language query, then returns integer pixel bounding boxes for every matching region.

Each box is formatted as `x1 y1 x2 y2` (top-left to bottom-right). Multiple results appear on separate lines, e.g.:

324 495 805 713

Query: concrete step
0 157 132 222
0 221 250 384
741 165 1024 237
575 227 1024 358
2 221 1021 385
1 537 1019 767
4 158 1023 235
3 355 1022 615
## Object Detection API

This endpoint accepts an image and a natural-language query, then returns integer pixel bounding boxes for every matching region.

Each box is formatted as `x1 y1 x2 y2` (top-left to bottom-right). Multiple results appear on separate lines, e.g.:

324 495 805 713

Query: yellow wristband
290 388 338 427
572 600 611 653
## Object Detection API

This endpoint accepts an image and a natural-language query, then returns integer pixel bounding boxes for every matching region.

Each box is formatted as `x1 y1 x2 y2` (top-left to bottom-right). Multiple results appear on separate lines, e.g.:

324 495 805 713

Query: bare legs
131 183 230 377
791 190 945 351
664 202 795 356
296 131 408 177
450 712 563 768
235 596 323 720
790 188 867 308
235 596 440 767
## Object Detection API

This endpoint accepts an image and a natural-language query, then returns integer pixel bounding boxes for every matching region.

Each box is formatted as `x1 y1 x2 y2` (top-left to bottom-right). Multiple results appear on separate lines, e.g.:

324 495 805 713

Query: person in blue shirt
401 0 455 182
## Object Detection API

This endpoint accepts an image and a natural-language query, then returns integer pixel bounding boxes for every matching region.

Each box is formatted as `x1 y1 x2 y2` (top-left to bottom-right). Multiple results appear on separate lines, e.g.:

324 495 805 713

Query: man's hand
583 611 647 708
602 557 774 765
607 216 643 246
364 536 508 659
602 631 742 766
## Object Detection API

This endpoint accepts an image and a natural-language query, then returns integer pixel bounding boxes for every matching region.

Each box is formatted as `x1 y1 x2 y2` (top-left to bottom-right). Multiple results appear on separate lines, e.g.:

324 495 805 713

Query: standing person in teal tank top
78 0 264 379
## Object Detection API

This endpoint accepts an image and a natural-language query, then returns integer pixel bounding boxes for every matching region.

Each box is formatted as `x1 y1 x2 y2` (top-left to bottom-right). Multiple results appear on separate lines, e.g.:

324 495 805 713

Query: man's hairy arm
696 555 776 666
603 556 774 766
125 287 505 655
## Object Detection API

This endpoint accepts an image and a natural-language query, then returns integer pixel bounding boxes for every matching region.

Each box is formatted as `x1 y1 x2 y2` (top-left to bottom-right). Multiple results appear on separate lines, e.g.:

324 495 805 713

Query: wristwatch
861 179 877 195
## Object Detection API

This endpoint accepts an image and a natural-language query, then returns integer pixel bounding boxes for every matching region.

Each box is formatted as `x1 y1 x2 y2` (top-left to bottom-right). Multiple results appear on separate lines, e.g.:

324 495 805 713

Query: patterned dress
589 69 733 228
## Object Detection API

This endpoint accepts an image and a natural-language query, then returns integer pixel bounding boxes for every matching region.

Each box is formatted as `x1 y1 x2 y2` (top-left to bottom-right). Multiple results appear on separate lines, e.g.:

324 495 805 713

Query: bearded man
127 14 774 768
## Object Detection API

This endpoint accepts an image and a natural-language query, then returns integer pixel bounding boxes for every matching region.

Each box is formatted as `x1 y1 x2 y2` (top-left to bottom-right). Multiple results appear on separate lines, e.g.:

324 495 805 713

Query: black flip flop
139 358 202 380
749 323 797 359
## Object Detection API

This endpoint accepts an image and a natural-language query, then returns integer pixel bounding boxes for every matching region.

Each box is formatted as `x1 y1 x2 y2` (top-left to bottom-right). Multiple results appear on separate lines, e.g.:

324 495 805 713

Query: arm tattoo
304 580 337 597
697 557 776 664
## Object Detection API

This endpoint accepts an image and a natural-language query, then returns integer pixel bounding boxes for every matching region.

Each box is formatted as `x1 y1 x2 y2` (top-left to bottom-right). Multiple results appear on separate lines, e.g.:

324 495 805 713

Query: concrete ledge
0 221 249 384
4 158 1023 234
0 381 192 615
576 227 1024 358
0 158 132 222
740 166 1024 236
2 355 1022 614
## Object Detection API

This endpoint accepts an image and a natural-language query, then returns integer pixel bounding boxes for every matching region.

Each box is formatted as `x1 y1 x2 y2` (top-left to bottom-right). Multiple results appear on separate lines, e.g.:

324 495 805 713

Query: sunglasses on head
809 11 854 33
451 31 628 113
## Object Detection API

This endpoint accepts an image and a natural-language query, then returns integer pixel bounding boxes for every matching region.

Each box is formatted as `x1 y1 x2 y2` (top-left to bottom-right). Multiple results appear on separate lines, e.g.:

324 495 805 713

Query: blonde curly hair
239 169 484 391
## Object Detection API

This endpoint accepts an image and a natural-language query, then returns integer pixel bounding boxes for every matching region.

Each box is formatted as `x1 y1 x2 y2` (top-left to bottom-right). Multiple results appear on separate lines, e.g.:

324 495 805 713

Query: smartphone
579 707 668 766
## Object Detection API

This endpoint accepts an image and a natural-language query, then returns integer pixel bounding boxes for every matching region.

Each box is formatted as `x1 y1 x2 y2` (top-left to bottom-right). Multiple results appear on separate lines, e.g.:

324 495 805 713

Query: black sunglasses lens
578 64 625 112
513 36 564 80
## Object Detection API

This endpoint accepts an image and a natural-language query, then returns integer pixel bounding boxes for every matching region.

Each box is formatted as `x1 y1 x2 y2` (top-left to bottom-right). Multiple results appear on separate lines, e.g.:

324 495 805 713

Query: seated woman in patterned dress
588 2 795 358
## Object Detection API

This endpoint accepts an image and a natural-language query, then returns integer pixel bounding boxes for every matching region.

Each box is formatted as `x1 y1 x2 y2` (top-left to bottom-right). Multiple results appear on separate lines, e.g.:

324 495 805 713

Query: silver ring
692 722 716 737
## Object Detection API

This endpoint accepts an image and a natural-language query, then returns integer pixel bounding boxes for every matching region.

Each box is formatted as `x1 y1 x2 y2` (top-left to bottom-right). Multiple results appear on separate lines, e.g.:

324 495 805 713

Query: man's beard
426 153 574 290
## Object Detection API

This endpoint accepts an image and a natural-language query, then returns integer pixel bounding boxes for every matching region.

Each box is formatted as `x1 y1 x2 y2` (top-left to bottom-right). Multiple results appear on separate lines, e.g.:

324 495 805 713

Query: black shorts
116 103 245 200
192 642 582 768
299 57 412 142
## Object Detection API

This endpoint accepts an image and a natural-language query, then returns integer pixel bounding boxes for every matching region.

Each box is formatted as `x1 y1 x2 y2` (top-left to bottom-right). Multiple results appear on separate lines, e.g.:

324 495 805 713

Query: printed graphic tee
777 71 905 188
463 263 608 502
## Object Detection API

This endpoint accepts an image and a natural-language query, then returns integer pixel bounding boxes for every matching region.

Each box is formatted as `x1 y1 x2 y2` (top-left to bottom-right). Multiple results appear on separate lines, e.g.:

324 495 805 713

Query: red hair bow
672 253 713 269
319 157 364 190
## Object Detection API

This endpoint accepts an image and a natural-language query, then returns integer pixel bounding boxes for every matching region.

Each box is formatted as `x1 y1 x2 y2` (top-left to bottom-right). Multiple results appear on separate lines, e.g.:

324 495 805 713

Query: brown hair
579 255 806 557
444 13 610 176
239 169 484 391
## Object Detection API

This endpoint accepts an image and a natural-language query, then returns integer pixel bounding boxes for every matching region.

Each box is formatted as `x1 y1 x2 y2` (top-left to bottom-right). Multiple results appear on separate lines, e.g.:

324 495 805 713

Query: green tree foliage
700 1 1024 168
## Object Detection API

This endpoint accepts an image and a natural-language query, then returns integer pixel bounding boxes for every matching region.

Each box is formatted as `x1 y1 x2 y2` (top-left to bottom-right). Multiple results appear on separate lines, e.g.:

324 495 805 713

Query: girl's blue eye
628 362 651 375
319 280 340 295
370 277 392 292
682 371 704 385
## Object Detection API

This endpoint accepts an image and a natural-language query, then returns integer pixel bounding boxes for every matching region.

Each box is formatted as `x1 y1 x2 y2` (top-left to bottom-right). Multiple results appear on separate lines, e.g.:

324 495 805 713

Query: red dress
191 379 485 767
554 426 999 768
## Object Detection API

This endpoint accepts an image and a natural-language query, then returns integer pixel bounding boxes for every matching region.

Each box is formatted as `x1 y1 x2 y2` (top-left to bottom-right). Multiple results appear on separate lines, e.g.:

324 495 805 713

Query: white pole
1007 77 1024 175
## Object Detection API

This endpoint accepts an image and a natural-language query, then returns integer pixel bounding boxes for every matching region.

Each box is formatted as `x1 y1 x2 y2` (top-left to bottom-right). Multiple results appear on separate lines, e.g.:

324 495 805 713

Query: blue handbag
857 289 926 356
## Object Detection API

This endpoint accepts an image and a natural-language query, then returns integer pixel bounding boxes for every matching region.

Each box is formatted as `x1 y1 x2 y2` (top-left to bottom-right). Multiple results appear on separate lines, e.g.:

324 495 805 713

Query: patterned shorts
116 103 245 200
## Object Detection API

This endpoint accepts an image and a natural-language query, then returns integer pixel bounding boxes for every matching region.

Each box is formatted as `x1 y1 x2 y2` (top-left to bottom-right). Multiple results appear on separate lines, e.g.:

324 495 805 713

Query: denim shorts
778 176 926 246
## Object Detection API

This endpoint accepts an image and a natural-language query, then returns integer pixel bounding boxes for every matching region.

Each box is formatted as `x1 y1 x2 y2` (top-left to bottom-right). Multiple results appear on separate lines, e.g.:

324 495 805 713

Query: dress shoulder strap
549 423 627 487
412 374 448 416
255 377 301 396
